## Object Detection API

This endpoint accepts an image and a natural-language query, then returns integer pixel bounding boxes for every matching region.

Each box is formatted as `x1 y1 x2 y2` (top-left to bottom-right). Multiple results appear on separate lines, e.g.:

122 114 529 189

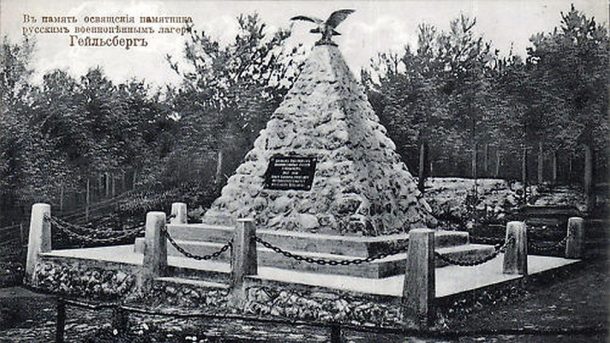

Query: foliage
0 6 607 224
0 39 173 222
163 13 304 197
527 5 608 152
364 6 608 184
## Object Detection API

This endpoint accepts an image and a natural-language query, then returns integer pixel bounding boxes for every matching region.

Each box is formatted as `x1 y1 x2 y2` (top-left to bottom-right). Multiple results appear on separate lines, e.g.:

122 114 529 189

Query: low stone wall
243 286 402 326
30 257 138 300
140 282 403 326
29 255 534 329
144 281 229 309
29 256 404 325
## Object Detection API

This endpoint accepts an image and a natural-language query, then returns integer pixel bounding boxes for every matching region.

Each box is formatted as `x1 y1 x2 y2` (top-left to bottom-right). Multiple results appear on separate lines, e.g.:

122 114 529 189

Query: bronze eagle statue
291 9 355 46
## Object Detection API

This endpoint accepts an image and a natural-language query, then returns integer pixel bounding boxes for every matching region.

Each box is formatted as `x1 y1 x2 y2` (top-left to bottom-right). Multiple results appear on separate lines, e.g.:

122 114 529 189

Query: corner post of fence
25 203 51 284
138 211 167 291
55 298 65 343
170 202 187 224
229 218 257 308
402 228 435 327
565 217 585 259
502 221 528 275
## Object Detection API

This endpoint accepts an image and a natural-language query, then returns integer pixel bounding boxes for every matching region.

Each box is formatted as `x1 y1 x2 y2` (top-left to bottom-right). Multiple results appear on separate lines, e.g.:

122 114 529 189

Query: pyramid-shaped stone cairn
203 44 437 236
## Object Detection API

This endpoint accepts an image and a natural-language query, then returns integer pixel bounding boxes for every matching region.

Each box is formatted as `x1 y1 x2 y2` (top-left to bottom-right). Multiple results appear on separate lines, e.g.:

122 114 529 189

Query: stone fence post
25 203 52 284
170 202 187 224
229 218 257 307
139 212 167 291
402 228 435 327
503 221 528 275
565 217 584 259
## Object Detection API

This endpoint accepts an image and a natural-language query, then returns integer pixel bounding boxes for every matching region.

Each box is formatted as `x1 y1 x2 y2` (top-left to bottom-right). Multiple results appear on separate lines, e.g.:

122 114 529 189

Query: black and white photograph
0 0 608 341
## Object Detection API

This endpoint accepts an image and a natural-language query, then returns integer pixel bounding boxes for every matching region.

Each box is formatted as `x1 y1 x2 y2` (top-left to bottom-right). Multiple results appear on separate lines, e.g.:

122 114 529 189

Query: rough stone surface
145 282 230 309
29 258 404 325
31 259 137 299
203 44 436 236
243 286 402 326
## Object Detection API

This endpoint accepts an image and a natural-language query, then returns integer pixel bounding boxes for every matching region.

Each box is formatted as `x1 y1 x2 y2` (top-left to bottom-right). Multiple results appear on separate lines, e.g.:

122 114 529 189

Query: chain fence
473 234 569 255
51 215 145 234
163 226 232 261
255 236 409 266
46 215 145 244
528 236 568 253
433 237 514 267
46 212 233 260
469 236 506 245
43 211 567 265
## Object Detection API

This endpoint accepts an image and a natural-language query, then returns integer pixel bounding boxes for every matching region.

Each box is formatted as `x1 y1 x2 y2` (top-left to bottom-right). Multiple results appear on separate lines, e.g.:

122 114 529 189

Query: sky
0 0 608 87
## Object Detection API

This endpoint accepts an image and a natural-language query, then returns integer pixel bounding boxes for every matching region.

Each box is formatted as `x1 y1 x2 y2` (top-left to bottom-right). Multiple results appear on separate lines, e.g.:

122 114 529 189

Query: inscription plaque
264 155 316 190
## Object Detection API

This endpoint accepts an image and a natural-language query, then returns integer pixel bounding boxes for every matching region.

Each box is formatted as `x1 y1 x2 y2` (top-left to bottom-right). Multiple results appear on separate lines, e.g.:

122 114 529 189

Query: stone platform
133 225 495 278
41 245 579 299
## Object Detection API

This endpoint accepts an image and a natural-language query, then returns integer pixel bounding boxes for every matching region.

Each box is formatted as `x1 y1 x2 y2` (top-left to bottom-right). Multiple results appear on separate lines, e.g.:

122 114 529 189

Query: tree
436 16 499 181
0 36 37 222
365 24 453 191
527 5 608 196
165 13 304 194
364 16 499 189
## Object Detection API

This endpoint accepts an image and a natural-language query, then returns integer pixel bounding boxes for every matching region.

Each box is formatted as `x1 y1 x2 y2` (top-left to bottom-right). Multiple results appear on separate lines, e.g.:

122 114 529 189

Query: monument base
32 244 580 327
132 224 494 278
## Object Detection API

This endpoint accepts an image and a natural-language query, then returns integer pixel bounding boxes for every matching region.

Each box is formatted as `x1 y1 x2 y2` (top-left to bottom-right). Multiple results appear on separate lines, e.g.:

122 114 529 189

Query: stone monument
203 10 436 235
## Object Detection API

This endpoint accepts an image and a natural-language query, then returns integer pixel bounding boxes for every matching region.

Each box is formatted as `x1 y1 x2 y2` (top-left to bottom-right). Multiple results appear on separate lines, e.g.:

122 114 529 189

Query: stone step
138 239 496 278
155 276 229 289
167 261 231 283
155 224 469 257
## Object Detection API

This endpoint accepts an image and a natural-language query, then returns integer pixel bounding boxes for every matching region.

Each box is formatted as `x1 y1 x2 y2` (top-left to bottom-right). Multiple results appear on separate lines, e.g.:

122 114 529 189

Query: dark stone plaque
264 155 316 190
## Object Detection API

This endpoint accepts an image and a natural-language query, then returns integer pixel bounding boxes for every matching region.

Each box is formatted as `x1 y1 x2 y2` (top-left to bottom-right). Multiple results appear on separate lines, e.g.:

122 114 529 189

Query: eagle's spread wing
290 15 323 24
326 9 355 28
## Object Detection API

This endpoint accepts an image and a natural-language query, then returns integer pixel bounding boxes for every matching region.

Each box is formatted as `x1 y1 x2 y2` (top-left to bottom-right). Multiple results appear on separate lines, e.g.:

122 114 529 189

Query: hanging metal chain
163 227 232 261
166 214 176 224
255 236 409 266
50 215 145 235
433 237 514 267
529 236 568 252
46 215 145 244
470 236 505 245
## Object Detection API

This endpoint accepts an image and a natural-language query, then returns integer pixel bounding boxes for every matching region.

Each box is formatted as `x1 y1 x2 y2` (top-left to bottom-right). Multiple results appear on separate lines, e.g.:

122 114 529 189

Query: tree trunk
111 173 116 197
584 144 593 209
132 170 137 190
471 143 478 179
521 146 528 202
86 177 90 221
494 149 501 178
568 157 574 184
105 172 110 198
59 183 64 211
98 174 103 198
537 142 544 184
216 150 224 183
417 141 427 193
482 144 488 176
552 151 558 185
